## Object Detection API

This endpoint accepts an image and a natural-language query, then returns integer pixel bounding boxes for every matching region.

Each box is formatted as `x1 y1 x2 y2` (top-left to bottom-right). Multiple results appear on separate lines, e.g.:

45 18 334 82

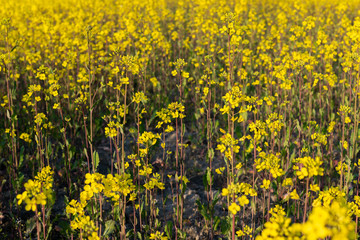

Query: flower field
2 0 360 239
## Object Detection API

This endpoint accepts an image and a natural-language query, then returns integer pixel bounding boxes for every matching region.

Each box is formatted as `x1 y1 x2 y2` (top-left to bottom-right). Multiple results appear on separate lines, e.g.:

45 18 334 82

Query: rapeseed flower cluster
255 152 284 179
256 205 293 239
17 166 54 212
217 131 240 161
66 172 136 239
257 200 355 239
221 182 257 215
5 0 360 238
292 156 324 180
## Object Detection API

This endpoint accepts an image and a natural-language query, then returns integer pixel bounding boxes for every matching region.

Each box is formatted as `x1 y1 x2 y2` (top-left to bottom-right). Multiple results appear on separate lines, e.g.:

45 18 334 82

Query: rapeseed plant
5 0 360 239
17 166 54 240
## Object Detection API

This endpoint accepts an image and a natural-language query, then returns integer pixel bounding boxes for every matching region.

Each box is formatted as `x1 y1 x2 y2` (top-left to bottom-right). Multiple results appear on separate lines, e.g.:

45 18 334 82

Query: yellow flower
36 193 47 205
150 231 168 240
293 156 323 179
16 191 28 205
181 71 189 78
260 179 271 190
228 202 240 215
282 178 293 187
150 77 158 87
345 117 351 124
19 133 32 143
235 162 243 170
290 189 299 200
216 167 225 175
53 103 60 109
342 141 348 150
237 225 252 238
221 188 229 196
25 198 37 212
310 184 320 192
238 195 249 206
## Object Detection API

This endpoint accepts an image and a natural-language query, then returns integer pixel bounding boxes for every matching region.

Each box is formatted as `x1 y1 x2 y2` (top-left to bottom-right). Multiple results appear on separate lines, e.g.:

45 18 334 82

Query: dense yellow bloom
171 70 177 76
260 179 271 190
104 121 119 138
132 91 148 104
228 202 240 215
168 102 185 119
313 187 346 208
67 172 136 238
258 201 355 239
336 162 348 175
310 184 320 192
236 225 252 238
238 195 249 206
282 178 293 187
290 189 299 200
221 182 257 197
249 120 267 141
149 231 168 240
293 156 324 179
5 0 360 238
19 132 32 143
215 167 225 175
216 132 240 161
348 196 360 217
256 205 292 239
296 200 355 240
255 152 284 178
144 173 165 190
16 166 54 212
221 85 246 111
266 113 284 136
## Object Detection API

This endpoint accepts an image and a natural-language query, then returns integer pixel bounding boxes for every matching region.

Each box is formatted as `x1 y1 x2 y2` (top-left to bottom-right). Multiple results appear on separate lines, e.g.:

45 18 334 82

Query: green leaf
295 119 301 133
19 146 24 168
93 150 99 172
214 216 220 231
25 217 36 236
103 220 115 236
212 191 220 206
220 218 231 235
165 221 173 239
83 148 88 159
284 126 290 147
194 112 200 120
182 123 186 137
203 173 208 187
114 162 118 170
47 141 53 158
206 167 212 186
208 148 214 161
349 146 353 159
45 223 53 240
177 228 187 240
69 148 73 161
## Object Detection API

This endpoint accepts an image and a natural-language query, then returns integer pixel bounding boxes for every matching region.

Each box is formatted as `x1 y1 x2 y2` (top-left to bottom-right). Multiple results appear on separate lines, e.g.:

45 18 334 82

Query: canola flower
292 156 324 180
4 0 360 238
222 182 257 215
17 166 54 212
217 131 240 161
149 231 168 240
257 200 355 239
66 172 136 239
255 152 284 178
